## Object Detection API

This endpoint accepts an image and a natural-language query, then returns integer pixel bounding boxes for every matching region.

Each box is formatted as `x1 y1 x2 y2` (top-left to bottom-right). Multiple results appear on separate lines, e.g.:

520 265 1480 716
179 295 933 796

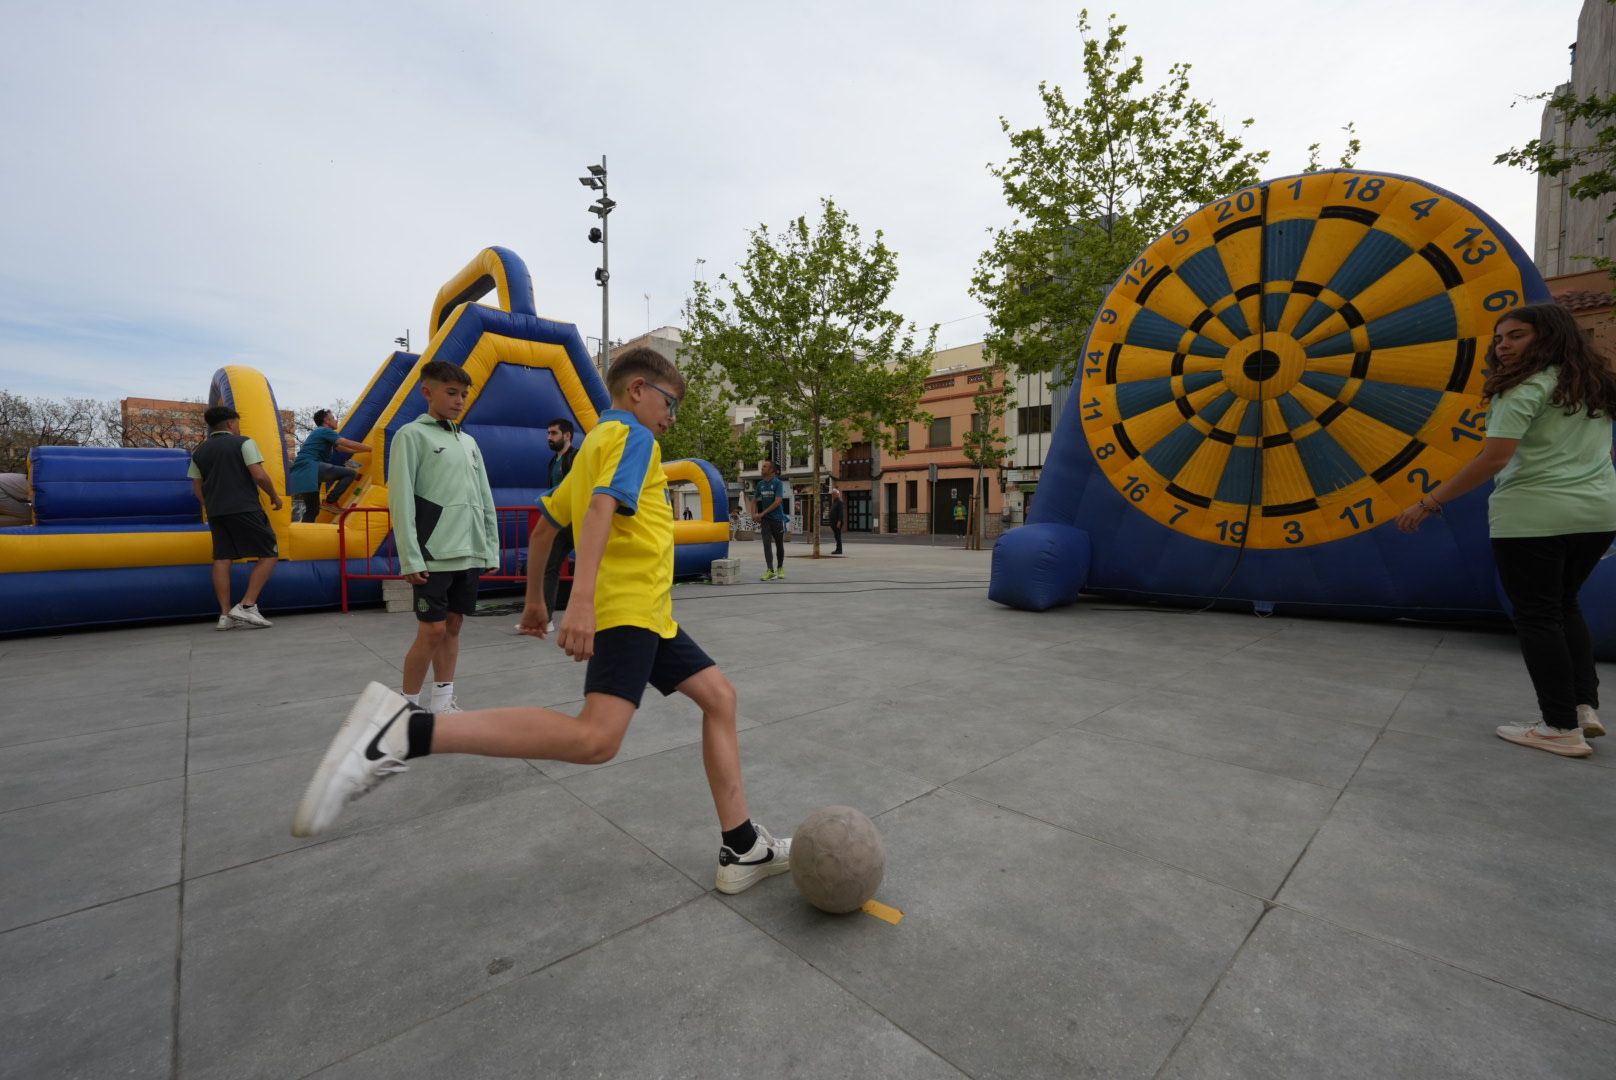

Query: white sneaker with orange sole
1496 721 1592 758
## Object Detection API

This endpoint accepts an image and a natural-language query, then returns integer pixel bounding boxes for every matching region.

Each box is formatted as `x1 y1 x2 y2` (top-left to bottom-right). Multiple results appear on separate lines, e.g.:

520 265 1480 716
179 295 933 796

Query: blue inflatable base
988 524 1091 611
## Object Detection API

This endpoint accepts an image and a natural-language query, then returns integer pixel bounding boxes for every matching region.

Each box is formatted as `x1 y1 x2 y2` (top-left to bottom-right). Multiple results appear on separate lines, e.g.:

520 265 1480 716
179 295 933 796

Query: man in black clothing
542 417 578 627
829 487 845 554
188 405 283 629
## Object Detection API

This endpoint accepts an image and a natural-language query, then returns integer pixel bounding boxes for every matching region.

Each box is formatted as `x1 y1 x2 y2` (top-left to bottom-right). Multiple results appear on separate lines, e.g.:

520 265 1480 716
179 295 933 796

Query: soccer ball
790 805 885 914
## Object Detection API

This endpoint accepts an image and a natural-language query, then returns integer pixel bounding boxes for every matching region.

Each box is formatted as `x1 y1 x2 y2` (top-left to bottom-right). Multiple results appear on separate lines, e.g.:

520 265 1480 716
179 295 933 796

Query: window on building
905 480 918 511
1017 404 1053 435
928 417 952 447
970 411 985 433
894 424 909 452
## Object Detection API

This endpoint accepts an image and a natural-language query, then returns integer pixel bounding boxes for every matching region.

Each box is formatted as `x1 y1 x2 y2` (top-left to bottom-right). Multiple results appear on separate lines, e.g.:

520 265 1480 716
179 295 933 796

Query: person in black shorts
188 405 283 630
293 347 792 896
385 361 501 713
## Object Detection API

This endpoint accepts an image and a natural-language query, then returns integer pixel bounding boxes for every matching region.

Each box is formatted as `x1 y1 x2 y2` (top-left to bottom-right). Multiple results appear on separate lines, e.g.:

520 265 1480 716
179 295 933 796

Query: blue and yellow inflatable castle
0 247 730 635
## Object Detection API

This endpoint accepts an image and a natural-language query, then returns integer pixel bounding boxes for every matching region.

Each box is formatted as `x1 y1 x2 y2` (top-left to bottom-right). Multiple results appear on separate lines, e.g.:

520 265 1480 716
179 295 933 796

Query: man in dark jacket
542 417 578 627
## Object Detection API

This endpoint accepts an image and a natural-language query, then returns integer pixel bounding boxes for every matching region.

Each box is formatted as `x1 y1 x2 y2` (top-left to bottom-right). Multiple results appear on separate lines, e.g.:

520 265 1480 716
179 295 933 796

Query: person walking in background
755 459 788 580
189 405 283 629
1397 304 1616 759
952 497 967 538
829 486 845 554
542 417 578 632
289 408 370 521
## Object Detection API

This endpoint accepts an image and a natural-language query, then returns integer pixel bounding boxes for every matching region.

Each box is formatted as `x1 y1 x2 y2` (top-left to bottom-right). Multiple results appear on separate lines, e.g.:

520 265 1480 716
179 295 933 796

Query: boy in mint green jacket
388 360 499 712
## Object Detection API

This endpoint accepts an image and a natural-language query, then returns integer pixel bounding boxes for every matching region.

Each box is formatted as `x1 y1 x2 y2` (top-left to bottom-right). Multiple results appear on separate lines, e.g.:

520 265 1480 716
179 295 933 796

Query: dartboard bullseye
1078 170 1530 549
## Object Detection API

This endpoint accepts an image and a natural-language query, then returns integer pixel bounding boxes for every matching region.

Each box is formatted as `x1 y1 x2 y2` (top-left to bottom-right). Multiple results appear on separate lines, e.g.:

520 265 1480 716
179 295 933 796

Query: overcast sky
0 0 1586 409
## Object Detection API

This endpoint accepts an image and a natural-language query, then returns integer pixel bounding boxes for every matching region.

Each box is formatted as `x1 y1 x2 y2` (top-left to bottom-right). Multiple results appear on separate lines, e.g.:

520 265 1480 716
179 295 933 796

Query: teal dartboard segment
1349 381 1444 435
1176 246 1251 338
1307 293 1457 357
1115 377 1178 419
1293 427 1365 494
1217 445 1262 504
1197 391 1237 426
1125 309 1230 357
1324 229 1416 302
1142 424 1204 478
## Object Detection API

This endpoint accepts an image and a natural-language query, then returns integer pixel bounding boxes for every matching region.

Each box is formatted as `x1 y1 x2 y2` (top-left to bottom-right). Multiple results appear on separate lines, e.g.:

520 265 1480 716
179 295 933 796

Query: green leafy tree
684 197 936 556
1305 122 1361 173
961 361 1013 549
971 10 1270 381
656 354 748 485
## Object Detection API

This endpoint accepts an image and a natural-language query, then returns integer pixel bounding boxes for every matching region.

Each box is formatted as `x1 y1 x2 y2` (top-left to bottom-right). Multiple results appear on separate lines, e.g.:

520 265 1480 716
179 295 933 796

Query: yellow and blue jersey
539 409 676 637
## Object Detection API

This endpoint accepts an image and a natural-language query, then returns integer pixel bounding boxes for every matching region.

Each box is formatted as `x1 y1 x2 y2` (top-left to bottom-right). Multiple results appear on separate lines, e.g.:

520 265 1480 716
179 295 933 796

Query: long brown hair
1481 303 1616 417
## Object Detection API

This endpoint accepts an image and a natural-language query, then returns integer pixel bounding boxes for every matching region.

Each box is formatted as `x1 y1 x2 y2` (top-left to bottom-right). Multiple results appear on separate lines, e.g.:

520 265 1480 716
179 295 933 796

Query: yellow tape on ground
861 899 903 924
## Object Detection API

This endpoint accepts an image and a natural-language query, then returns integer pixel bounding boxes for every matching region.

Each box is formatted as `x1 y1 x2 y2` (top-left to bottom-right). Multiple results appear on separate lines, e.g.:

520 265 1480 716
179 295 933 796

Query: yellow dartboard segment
1078 171 1527 549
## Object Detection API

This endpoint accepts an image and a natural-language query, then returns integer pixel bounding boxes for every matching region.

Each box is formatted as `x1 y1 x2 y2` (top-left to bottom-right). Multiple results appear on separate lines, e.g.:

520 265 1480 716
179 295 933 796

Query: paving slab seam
0 771 187 820
1255 898 1616 1028
172 636 195 1080
289 891 717 1080
1149 903 1277 1080
940 786 1280 907
0 715 180 752
1062 715 1353 793
0 880 178 937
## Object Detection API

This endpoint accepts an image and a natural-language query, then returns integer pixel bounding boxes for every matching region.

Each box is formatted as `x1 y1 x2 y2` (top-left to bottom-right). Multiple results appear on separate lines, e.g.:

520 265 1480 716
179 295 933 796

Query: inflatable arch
0 247 730 635
988 170 1616 659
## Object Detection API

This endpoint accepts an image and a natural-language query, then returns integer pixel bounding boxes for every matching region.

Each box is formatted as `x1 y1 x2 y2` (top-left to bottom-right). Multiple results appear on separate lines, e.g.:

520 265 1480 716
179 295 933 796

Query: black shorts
209 511 278 560
412 567 482 622
584 626 716 707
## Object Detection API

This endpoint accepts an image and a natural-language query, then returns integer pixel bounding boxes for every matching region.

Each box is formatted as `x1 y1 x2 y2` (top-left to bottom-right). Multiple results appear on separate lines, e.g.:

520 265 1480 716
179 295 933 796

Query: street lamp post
580 156 615 373
394 331 410 352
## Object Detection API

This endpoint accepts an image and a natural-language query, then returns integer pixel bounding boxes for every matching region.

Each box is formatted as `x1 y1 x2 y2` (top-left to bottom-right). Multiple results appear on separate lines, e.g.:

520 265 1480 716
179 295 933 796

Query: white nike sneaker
291 682 416 837
1578 705 1605 739
715 823 792 894
229 602 272 628
215 615 234 631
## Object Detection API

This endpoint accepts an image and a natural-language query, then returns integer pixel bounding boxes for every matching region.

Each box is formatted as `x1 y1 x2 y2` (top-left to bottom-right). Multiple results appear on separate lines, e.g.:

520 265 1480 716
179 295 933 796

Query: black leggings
1492 531 1615 729
760 517 785 570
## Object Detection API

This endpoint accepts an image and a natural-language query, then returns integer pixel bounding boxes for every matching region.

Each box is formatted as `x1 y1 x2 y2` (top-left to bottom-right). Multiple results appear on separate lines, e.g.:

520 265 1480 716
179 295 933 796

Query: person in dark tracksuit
829 487 845 554
754 460 788 580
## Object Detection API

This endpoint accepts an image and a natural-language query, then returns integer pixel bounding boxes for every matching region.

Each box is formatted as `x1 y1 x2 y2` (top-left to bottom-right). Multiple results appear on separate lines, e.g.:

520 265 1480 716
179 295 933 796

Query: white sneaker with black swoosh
291 682 417 837
715 823 792 894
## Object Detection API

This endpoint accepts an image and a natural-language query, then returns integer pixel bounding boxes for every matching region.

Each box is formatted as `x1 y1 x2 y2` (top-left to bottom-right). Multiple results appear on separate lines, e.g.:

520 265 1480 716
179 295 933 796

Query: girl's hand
1396 502 1431 534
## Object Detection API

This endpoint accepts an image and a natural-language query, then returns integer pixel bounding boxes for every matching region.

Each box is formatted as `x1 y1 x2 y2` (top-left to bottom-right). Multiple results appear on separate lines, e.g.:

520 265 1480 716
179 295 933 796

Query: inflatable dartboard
989 170 1594 637
1078 170 1535 550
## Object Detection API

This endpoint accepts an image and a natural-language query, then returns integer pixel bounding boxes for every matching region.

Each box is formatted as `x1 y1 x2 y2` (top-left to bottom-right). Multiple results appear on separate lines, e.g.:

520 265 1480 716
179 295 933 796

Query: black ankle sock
721 819 757 853
405 711 435 759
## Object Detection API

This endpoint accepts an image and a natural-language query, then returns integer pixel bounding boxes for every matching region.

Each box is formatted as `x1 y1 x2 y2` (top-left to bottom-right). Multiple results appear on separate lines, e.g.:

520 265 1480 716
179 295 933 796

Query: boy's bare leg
241 557 278 607
431 692 635 764
677 666 749 830
402 621 446 696
431 611 463 684
211 559 233 614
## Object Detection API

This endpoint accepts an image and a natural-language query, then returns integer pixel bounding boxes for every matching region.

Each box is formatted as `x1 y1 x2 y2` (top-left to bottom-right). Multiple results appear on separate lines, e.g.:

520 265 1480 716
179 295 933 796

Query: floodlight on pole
394 331 410 351
583 155 611 374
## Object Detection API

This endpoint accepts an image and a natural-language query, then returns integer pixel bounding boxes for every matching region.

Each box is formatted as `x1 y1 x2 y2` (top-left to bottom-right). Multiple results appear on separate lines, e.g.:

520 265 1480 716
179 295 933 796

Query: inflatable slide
988 170 1616 659
0 247 730 635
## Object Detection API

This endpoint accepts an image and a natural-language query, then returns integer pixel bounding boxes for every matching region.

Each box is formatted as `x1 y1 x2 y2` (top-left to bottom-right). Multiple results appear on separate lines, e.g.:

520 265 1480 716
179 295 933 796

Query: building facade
1534 0 1616 277
120 398 296 450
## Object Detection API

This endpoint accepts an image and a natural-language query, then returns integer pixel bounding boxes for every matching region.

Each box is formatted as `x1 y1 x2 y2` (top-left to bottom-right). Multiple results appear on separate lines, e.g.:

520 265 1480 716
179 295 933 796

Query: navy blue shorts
584 626 715 707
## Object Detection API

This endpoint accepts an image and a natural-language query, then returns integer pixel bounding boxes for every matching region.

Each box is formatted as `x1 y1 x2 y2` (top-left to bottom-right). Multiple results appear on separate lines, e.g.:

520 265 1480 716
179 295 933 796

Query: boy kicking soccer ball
292 347 791 894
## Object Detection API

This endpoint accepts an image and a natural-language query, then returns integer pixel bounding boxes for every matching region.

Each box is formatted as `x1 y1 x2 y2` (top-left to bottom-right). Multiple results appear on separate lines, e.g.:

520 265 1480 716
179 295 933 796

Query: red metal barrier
336 505 567 612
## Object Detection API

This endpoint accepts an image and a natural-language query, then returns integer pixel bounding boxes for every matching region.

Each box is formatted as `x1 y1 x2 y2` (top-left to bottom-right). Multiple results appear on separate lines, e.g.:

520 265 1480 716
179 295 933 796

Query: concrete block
710 558 740 585
383 578 413 613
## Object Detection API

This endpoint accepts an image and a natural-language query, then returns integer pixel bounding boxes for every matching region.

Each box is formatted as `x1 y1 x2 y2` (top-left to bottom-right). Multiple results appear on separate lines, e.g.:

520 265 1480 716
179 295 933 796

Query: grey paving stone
949 727 1338 897
0 719 186 812
1081 689 1380 789
724 655 893 724
313 896 967 1080
0 642 187 707
187 692 362 774
1159 652 1409 725
0 887 177 1080
184 743 549 878
185 649 401 717
1161 906 1616 1080
179 784 702 1080
0 778 182 931
1279 730 1616 1018
789 678 1133 785
1216 635 1432 689
561 723 935 887
727 789 1264 1080
0 684 188 748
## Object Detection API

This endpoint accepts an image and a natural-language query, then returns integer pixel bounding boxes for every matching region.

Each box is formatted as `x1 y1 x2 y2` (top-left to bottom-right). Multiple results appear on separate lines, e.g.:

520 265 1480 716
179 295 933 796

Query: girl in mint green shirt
1397 304 1616 759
